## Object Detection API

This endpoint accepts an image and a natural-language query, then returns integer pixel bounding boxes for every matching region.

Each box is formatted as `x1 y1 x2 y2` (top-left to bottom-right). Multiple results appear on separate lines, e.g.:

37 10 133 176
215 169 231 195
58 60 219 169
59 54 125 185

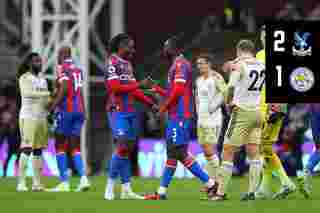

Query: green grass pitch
0 176 319 213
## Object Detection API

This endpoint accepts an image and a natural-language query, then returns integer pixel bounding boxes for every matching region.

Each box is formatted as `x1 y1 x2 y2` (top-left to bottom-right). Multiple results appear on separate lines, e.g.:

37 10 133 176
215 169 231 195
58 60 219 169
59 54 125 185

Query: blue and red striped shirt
154 55 194 119
57 59 85 113
104 54 154 112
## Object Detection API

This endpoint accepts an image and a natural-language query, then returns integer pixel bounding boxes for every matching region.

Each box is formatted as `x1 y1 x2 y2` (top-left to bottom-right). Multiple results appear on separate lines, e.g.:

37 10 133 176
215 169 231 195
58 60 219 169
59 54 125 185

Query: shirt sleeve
228 62 243 87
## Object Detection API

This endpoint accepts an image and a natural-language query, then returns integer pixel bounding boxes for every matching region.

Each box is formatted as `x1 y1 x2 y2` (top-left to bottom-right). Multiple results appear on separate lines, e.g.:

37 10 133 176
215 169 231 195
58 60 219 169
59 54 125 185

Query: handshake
138 76 156 89
138 77 167 114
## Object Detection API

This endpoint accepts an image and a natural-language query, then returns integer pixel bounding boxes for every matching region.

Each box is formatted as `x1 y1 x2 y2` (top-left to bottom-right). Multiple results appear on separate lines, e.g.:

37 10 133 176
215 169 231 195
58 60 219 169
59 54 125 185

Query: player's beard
31 65 42 75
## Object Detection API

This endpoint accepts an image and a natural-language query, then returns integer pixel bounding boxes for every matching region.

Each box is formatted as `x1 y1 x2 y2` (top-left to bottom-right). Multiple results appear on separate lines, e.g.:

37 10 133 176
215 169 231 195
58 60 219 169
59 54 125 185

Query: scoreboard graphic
265 21 320 103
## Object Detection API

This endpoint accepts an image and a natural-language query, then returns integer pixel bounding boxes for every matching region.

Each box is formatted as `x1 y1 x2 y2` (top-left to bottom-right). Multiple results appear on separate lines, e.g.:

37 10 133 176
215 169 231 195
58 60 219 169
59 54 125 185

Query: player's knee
115 138 130 157
71 145 81 156
246 144 260 159
165 159 177 169
222 144 235 161
202 144 214 159
21 147 32 156
182 155 195 168
33 148 42 156
56 143 67 154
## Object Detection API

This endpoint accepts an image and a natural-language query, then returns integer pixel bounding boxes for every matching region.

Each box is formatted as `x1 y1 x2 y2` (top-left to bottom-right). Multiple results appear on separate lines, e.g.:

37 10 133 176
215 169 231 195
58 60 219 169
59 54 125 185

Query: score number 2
274 30 285 52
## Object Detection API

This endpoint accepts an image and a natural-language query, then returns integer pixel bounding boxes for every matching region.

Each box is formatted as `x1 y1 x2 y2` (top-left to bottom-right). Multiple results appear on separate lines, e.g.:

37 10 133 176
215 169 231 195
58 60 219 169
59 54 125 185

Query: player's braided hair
108 33 132 54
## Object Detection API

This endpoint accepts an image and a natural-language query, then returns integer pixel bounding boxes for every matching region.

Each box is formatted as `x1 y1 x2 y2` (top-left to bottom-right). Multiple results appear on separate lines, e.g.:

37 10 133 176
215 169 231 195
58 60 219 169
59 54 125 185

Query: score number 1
275 65 282 87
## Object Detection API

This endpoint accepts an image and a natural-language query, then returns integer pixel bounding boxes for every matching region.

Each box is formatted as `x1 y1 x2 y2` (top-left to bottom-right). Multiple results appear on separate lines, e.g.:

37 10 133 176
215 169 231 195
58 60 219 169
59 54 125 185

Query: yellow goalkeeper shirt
256 49 268 117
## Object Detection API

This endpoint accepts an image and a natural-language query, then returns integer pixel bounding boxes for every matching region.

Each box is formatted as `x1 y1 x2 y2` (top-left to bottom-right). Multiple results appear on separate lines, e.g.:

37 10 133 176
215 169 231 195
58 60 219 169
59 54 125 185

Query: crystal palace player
104 33 157 200
47 46 90 192
145 36 216 200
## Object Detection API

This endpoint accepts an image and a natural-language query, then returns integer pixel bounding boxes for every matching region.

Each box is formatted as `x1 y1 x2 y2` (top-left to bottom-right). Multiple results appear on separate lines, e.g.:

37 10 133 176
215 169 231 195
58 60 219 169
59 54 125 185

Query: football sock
32 155 42 186
271 153 293 186
205 154 220 180
108 154 121 179
159 159 177 190
72 152 85 177
217 161 233 195
307 151 320 173
18 153 30 185
259 157 273 192
119 158 131 184
248 159 262 193
56 153 68 182
184 156 209 183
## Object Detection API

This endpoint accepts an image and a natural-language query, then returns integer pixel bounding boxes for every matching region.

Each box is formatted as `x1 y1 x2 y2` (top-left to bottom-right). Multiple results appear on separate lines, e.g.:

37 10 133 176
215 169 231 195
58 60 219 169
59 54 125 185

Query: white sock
249 159 263 193
32 155 42 187
18 153 30 185
105 178 116 195
205 154 220 180
157 186 167 195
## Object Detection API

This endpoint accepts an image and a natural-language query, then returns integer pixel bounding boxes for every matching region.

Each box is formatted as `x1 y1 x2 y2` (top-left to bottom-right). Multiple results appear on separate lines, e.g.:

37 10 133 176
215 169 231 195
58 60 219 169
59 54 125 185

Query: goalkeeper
255 25 296 200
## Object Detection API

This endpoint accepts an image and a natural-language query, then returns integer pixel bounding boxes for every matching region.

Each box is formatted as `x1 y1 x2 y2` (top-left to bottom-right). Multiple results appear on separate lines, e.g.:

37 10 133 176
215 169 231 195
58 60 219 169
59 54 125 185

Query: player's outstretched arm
131 88 156 107
151 84 166 97
159 82 185 113
107 79 140 94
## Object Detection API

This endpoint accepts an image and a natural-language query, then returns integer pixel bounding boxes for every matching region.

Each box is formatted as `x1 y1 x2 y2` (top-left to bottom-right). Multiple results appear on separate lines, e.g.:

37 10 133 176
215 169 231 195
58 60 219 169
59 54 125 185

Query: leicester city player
18 52 50 192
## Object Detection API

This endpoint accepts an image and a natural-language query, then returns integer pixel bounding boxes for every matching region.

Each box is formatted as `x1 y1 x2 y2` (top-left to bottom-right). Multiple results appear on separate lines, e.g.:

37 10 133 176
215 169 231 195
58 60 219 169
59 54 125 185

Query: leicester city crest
289 67 314 92
293 32 312 56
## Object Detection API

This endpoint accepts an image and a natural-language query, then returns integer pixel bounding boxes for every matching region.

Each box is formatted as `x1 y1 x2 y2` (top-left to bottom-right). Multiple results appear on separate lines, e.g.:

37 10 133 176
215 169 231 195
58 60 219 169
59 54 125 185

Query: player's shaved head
108 33 132 53
58 46 72 64
163 35 181 61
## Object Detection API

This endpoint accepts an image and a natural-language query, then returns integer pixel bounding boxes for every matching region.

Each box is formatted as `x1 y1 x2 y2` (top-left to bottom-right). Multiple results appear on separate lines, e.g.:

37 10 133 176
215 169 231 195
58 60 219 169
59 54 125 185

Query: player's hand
159 104 167 114
139 78 153 88
270 103 281 113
